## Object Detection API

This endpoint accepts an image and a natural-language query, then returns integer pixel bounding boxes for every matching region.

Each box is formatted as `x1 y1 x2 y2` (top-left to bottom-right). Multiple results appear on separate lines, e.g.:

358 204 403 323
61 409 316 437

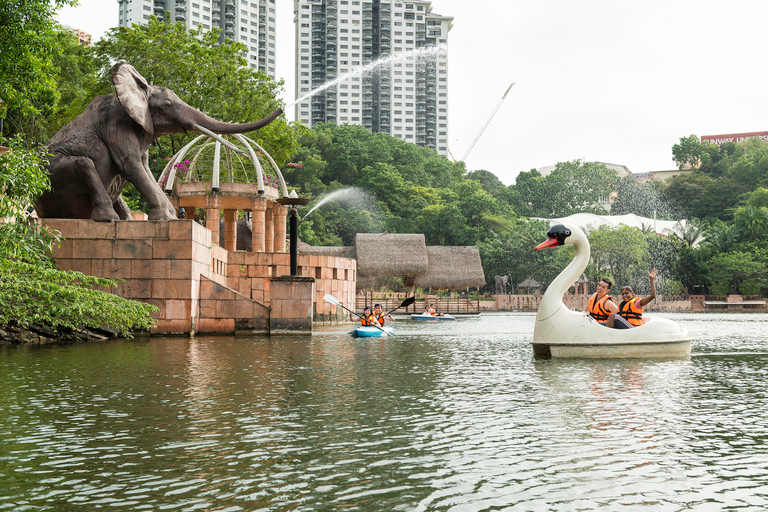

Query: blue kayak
351 326 394 338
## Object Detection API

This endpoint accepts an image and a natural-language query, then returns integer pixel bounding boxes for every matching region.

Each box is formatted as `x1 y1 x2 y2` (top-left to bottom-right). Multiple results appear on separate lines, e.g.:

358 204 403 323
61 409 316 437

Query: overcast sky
57 0 768 185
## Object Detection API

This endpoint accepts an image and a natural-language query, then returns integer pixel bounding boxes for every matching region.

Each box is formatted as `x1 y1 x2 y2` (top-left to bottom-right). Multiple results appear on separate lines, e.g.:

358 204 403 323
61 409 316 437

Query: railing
355 296 479 315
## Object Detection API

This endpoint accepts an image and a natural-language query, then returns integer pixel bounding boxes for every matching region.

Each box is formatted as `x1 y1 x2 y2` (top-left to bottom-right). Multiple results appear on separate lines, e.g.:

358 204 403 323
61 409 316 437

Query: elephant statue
35 61 283 222
494 274 510 295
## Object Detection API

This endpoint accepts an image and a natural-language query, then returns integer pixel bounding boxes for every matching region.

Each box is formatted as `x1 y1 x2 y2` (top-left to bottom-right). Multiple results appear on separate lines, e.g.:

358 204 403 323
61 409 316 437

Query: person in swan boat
606 269 657 329
584 278 619 324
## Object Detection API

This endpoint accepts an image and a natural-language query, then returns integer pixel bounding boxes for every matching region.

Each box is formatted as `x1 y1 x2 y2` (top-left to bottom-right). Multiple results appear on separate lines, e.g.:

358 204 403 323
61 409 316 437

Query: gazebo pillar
250 197 267 252
205 194 221 246
264 204 274 253
223 209 238 251
273 203 287 253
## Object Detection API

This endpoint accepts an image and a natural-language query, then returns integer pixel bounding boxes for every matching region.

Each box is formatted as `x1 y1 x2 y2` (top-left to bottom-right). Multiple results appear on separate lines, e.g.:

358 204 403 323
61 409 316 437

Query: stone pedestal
268 276 315 335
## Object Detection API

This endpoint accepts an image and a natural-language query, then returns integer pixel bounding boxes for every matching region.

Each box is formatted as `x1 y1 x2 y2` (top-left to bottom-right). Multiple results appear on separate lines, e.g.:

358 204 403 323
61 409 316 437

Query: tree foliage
0 259 157 337
508 161 620 217
0 0 77 123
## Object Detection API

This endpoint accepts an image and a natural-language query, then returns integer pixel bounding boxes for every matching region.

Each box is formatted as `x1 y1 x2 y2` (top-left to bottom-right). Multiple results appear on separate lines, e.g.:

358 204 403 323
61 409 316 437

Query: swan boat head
532 223 691 357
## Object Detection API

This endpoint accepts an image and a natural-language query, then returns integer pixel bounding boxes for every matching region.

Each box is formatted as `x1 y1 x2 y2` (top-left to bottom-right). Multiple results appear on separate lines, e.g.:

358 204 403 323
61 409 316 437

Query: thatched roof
414 246 485 290
298 246 356 258
519 278 541 288
300 234 485 291
355 233 428 278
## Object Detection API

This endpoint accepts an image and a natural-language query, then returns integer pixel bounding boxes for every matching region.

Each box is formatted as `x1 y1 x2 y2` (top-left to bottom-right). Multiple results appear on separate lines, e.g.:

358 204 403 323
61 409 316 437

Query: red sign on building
701 131 768 145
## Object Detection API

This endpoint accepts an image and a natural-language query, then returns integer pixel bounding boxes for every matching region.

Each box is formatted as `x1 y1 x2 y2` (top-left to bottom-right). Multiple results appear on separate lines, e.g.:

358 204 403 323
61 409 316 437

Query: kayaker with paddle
373 304 393 326
360 307 381 327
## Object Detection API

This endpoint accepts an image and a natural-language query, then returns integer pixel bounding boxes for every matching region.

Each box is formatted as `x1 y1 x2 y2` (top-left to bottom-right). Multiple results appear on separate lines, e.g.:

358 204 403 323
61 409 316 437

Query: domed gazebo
158 133 290 253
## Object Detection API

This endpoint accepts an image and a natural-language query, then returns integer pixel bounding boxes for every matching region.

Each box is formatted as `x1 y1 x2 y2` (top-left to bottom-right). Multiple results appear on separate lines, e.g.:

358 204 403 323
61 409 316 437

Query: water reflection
0 313 767 510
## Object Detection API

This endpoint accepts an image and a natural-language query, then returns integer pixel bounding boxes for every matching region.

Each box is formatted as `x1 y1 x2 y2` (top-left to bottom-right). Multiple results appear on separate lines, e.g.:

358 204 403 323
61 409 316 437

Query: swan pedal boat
533 223 691 358
410 312 456 321
351 326 394 338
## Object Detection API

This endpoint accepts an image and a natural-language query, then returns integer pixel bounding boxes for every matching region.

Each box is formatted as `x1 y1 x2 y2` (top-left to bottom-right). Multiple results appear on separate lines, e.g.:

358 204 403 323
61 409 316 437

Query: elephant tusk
192 124 246 155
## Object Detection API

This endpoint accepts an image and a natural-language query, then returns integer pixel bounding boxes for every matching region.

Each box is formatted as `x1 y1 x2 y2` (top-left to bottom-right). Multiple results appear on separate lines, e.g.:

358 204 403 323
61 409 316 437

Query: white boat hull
532 303 691 358
410 313 455 321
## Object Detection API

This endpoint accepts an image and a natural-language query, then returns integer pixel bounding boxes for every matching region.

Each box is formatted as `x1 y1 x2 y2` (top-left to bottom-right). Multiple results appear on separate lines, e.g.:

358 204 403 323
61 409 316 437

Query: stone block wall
43 219 357 335
198 276 270 334
44 219 230 334
269 276 315 334
226 251 356 324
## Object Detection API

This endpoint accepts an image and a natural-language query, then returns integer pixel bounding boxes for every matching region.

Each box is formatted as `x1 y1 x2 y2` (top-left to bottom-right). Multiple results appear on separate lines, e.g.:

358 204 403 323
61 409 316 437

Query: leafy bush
738 281 761 296
0 259 157 336
708 281 730 297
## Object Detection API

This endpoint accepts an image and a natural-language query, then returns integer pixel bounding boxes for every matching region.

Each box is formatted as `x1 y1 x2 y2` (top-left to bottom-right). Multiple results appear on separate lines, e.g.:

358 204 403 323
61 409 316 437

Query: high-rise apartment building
117 0 277 78
294 0 452 155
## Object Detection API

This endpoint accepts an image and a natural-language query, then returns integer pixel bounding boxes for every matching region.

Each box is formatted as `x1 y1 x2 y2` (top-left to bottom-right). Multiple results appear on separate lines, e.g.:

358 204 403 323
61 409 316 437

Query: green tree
705 221 739 254
745 187 768 208
733 205 768 241
586 225 649 290
667 219 706 248
0 136 61 263
672 135 715 171
0 0 77 130
510 161 620 218
478 219 571 292
706 251 765 295
661 172 746 221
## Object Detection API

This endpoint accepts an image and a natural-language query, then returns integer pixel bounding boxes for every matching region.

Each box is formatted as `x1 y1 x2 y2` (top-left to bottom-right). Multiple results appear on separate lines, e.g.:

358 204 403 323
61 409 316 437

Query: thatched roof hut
299 233 484 291
414 246 485 290
354 233 428 289
519 278 541 289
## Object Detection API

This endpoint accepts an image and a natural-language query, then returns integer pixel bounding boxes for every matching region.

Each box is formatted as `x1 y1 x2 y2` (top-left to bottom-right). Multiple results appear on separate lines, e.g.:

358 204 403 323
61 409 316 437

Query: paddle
386 296 415 316
323 294 393 337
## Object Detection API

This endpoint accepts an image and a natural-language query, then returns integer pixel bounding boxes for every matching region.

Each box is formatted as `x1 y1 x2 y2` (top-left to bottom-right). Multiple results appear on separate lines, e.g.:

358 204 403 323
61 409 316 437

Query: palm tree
734 205 768 241
706 223 739 253
666 219 706 247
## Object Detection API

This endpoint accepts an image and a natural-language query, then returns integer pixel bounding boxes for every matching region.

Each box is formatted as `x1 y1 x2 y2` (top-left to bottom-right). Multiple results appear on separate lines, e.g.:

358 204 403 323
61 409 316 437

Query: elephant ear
110 61 154 135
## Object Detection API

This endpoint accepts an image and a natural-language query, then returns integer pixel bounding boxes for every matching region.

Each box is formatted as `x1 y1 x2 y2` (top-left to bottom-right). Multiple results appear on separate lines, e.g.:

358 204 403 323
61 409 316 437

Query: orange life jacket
374 313 386 326
618 297 644 326
587 293 615 321
361 314 376 326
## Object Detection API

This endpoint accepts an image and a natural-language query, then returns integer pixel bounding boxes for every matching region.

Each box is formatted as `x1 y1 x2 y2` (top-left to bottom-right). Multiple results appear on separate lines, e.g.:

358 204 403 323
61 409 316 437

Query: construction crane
459 82 514 162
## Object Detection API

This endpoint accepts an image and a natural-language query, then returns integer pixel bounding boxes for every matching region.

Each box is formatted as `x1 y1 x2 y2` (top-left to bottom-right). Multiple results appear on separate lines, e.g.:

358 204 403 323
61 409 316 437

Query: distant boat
410 312 456 321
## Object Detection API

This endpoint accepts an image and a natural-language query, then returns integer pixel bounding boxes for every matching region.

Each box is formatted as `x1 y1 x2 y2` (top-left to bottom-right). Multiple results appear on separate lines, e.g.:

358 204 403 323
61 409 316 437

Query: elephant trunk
188 107 283 134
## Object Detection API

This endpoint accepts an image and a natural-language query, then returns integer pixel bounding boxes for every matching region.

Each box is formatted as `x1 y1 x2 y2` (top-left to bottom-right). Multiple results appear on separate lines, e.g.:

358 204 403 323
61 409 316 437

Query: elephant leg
49 156 120 221
143 151 176 219
114 195 133 220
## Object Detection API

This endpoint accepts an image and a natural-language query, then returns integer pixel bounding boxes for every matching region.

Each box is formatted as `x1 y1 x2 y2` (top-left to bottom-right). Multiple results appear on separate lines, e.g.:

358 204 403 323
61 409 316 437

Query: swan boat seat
532 223 691 358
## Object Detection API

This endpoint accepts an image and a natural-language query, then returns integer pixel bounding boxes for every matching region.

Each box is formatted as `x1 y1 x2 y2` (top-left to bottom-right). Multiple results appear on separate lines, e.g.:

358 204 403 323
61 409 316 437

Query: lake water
1 312 768 511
